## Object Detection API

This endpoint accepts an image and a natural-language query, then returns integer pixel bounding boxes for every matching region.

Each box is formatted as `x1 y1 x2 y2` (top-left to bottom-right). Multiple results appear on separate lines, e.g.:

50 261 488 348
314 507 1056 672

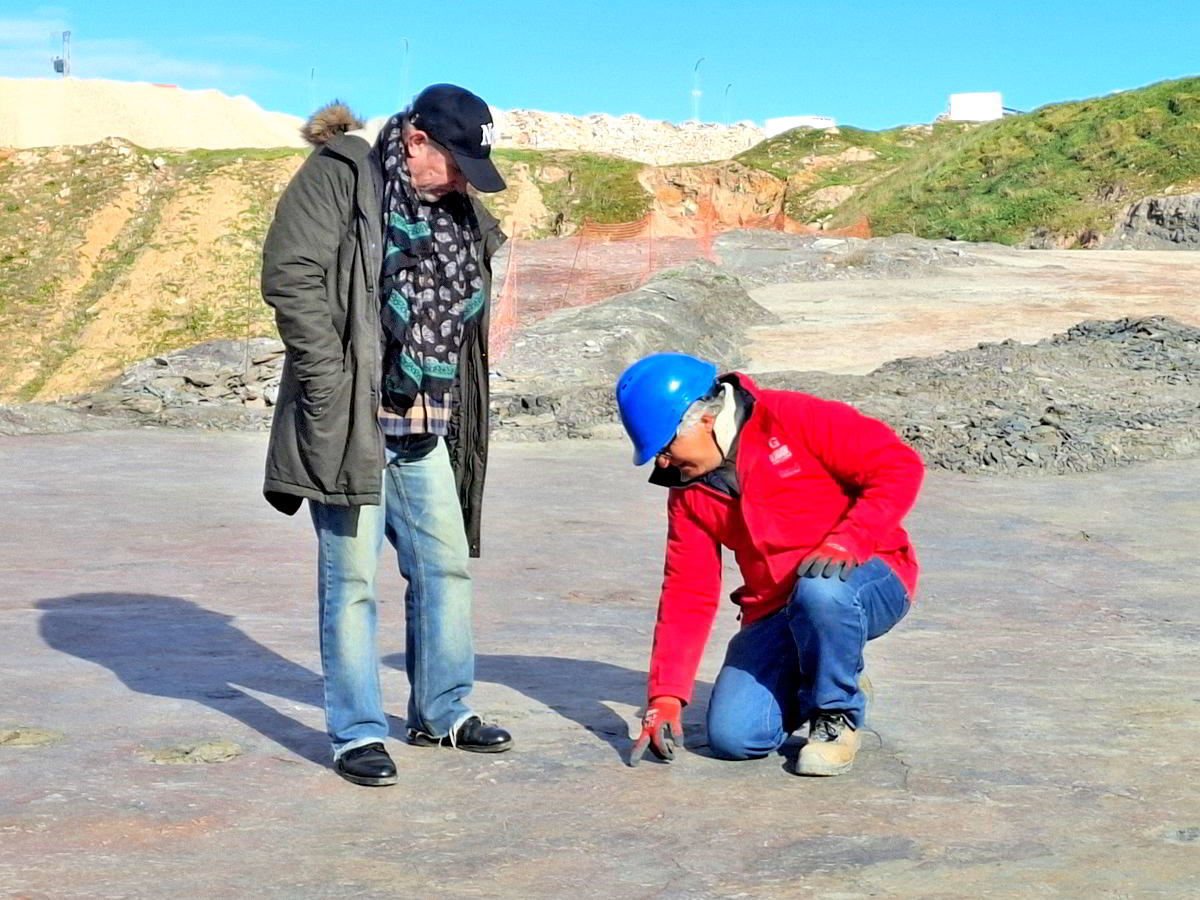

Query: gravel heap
62 338 284 430
762 315 1200 474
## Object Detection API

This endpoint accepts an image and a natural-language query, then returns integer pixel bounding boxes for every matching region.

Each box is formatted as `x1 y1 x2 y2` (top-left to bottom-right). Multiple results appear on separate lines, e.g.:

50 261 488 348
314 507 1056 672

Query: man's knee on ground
706 712 777 761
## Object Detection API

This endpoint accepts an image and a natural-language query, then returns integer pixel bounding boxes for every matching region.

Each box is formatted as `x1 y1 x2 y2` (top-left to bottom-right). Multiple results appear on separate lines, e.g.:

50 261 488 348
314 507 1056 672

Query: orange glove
798 541 859 582
628 696 683 766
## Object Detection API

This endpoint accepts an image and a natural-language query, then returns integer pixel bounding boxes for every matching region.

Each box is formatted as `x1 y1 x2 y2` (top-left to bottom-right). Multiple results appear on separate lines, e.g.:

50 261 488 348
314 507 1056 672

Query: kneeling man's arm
801 396 925 562
630 492 721 765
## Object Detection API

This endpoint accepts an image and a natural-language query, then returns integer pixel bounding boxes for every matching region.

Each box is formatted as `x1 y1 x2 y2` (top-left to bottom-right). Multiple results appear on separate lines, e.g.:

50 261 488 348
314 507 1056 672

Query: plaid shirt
378 391 452 437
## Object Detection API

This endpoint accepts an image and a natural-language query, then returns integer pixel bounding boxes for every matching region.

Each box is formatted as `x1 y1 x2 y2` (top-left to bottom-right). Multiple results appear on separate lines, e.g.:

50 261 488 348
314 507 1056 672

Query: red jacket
647 375 924 703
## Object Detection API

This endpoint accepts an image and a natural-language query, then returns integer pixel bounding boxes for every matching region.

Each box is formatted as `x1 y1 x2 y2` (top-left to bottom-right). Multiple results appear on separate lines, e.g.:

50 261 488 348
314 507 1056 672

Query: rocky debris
0 403 122 436
761 316 1200 475
713 231 982 286
496 109 764 165
494 315 1200 477
63 337 284 430
1106 193 1200 249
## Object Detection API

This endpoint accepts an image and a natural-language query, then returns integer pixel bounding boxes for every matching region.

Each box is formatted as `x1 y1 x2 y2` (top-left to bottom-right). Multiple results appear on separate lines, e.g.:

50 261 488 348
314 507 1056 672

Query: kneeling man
618 353 923 775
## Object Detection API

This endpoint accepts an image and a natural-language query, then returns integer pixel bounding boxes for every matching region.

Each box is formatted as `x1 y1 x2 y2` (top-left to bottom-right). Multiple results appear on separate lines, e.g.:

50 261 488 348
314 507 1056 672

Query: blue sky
3 1 1199 129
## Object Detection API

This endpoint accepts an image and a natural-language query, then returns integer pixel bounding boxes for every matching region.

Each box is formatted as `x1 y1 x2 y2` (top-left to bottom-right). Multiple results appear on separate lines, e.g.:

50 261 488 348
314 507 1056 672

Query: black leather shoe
407 716 513 753
334 742 397 786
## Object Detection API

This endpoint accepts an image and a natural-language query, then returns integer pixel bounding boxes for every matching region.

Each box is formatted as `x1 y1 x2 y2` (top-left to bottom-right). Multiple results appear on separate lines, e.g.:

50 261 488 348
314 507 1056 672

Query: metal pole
400 38 410 109
691 57 705 122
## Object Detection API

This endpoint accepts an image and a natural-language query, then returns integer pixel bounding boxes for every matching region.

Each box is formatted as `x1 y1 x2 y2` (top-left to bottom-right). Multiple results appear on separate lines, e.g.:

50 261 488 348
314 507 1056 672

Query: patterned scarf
375 115 484 412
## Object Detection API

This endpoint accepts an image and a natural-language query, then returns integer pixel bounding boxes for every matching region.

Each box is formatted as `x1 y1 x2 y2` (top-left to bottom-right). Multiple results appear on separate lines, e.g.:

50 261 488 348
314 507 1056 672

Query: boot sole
407 737 513 753
407 732 513 753
336 768 400 787
796 760 854 777
335 768 398 786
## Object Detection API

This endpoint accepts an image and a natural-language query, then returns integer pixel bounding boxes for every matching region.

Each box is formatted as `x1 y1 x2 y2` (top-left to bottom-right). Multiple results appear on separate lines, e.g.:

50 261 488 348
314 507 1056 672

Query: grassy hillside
0 141 651 400
0 143 305 400
490 148 650 235
736 122 970 221
830 76 1200 244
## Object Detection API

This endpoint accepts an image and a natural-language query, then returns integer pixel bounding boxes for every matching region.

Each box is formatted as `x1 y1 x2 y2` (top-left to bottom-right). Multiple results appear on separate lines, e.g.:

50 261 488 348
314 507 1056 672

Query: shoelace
810 712 852 742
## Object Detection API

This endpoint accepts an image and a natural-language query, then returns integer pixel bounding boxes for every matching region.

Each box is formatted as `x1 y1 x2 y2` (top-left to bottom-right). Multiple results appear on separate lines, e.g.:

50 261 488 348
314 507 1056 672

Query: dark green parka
261 103 505 556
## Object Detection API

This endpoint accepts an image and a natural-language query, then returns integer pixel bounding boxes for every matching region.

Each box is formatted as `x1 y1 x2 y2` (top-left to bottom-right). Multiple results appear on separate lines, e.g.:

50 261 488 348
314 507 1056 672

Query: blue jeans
706 557 909 760
309 437 474 759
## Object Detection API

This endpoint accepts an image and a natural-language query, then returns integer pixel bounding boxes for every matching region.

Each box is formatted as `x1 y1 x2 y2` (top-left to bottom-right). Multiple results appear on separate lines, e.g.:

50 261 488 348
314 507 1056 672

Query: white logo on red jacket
768 440 792 466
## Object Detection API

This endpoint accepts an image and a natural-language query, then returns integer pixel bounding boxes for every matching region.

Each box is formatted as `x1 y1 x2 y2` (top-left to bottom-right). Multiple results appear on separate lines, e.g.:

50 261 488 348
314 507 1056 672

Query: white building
763 115 837 137
947 92 1004 122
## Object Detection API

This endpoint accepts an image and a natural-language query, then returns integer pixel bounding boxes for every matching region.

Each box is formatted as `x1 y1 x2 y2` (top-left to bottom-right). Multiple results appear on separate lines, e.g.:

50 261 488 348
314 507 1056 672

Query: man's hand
798 541 858 582
628 696 683 766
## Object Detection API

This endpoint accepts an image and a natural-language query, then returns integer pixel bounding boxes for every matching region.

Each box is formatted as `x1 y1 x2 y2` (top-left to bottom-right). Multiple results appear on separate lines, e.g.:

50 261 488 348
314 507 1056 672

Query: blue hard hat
615 353 719 466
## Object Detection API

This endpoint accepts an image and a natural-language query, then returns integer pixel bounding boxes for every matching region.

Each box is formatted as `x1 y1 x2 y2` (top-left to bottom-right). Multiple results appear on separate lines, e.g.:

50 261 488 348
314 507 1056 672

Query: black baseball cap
409 83 506 193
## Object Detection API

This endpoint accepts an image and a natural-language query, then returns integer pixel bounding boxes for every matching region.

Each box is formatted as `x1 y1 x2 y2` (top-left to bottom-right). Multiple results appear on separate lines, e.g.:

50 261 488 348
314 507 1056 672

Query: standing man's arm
630 490 723 765
262 156 352 390
795 396 924 577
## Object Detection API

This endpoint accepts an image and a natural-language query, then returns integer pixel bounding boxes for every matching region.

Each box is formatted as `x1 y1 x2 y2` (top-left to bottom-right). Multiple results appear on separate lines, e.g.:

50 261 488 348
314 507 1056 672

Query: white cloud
0 16 69 45
0 19 285 90
73 38 284 86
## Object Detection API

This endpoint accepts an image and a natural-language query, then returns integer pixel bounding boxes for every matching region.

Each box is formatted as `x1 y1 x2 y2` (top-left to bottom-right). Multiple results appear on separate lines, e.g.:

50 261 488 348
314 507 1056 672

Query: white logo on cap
480 123 495 147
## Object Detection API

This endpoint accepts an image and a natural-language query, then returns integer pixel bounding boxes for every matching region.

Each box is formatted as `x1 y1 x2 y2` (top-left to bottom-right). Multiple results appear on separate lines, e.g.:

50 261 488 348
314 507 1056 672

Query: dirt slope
0 140 304 400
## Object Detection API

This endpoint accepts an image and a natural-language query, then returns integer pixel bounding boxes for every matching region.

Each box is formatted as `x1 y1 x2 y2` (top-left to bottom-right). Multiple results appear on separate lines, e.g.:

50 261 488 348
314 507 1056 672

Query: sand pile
0 78 307 150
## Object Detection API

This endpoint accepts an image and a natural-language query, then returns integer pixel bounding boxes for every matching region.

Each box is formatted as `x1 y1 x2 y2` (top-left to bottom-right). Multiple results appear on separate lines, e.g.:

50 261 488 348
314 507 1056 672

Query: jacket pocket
296 371 354 494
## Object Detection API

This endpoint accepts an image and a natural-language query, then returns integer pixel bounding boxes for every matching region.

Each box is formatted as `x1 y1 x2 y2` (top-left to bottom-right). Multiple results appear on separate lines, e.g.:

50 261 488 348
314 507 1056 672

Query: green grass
490 148 650 233
15 186 173 401
158 146 307 176
736 123 970 221
831 76 1200 244
148 156 291 355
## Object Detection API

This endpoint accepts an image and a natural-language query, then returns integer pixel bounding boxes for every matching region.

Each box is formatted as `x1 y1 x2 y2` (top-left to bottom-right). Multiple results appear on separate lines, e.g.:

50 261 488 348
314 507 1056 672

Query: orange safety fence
490 202 870 359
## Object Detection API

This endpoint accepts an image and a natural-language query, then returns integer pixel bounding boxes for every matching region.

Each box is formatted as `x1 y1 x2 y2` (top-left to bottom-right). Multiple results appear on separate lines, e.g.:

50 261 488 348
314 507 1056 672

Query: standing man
618 353 923 775
261 84 512 787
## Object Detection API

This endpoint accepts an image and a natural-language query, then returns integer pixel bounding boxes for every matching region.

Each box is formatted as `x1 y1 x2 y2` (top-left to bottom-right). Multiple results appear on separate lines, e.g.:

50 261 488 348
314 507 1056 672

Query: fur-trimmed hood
300 102 365 147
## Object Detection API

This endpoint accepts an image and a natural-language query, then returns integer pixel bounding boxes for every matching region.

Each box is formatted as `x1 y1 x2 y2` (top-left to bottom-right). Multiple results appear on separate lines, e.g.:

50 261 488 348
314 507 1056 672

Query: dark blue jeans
705 558 909 760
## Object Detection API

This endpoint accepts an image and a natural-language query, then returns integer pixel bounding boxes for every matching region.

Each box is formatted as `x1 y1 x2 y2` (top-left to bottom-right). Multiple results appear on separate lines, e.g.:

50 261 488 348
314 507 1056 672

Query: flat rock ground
739 245 1200 375
1 430 1197 897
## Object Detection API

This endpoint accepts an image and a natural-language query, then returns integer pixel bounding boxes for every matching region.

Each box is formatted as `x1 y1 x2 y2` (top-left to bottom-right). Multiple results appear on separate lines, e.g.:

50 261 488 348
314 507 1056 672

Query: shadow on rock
36 593 328 765
383 651 713 763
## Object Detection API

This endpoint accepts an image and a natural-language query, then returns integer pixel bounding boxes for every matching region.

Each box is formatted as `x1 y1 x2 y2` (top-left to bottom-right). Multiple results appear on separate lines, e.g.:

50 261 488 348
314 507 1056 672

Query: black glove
797 541 858 582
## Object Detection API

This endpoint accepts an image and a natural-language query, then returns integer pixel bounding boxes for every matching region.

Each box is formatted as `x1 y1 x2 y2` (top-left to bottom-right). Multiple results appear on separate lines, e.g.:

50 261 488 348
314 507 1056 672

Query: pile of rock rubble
762 316 1200 475
65 338 284 430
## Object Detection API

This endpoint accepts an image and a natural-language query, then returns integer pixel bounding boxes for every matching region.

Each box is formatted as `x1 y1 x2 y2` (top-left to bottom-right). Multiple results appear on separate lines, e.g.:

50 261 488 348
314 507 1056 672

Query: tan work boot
797 711 860 776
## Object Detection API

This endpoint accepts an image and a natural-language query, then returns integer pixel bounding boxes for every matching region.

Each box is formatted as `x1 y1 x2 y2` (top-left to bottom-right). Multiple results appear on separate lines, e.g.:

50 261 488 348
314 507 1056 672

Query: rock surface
1107 192 1200 249
713 230 982 286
